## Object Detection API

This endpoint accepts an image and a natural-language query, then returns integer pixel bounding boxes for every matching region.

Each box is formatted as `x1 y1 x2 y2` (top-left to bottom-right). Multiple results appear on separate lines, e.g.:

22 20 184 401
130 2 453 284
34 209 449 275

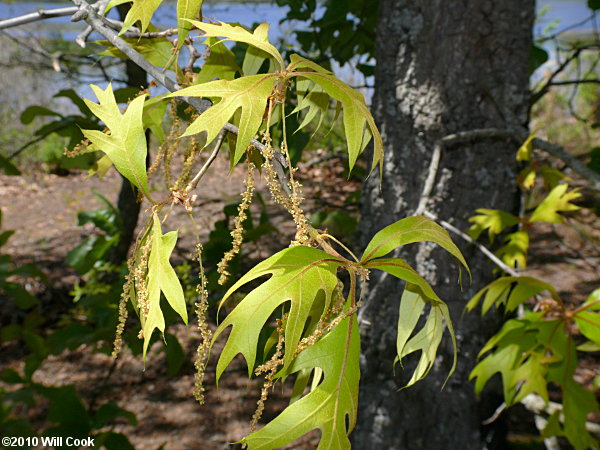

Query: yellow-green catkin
217 159 256 285
260 139 310 246
162 104 182 188
112 256 136 358
134 237 153 339
250 316 286 432
192 243 212 404
174 133 200 190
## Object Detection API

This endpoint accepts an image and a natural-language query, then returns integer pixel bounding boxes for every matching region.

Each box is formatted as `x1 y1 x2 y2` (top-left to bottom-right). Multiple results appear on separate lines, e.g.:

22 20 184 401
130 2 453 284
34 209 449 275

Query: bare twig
414 141 442 216
185 129 226 192
424 127 600 191
0 6 79 30
422 210 519 276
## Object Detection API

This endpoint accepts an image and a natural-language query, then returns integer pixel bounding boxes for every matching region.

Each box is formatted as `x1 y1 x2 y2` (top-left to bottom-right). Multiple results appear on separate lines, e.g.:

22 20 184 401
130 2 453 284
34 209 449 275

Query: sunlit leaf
212 246 343 379
177 0 203 48
107 0 164 34
466 276 559 315
168 75 275 166
242 307 359 449
290 54 383 175
574 311 600 346
467 209 519 243
529 184 580 223
516 134 535 161
392 284 455 388
361 216 469 278
194 37 240 84
82 84 150 199
495 230 529 269
185 20 285 70
142 214 188 362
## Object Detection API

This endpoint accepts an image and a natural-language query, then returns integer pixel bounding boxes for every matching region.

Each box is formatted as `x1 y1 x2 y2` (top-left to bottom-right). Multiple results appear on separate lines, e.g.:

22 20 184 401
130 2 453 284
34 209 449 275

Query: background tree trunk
354 1 534 448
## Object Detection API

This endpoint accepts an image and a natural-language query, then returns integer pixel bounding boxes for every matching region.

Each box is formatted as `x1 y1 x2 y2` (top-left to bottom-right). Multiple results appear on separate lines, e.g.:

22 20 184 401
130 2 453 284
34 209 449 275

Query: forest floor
0 155 599 449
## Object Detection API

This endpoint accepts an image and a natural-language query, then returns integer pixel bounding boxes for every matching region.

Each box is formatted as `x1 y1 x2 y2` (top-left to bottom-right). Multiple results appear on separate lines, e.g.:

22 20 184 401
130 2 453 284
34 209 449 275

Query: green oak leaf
212 246 343 379
168 74 275 166
394 284 455 388
574 311 600 346
529 184 580 223
360 216 469 277
291 78 330 135
364 258 456 386
82 84 150 200
107 0 164 34
177 0 203 49
467 208 520 243
466 276 559 315
142 214 188 362
495 230 529 269
97 36 176 70
242 307 359 449
289 54 383 175
185 20 285 70
194 37 240 84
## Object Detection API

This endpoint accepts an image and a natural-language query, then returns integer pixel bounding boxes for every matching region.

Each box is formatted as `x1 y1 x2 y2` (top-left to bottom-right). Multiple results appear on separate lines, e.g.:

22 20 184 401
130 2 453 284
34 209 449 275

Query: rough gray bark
354 1 535 449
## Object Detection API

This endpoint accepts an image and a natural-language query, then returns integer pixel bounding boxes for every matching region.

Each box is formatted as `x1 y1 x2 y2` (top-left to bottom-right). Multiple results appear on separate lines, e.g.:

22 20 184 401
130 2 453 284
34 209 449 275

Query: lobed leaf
495 230 529 269
194 37 240 84
361 216 469 277
142 214 188 362
467 209 519 243
107 0 164 34
82 84 150 199
177 0 203 49
185 20 285 70
212 246 344 380
168 75 275 166
242 307 359 449
529 184 580 224
466 276 559 315
290 54 383 175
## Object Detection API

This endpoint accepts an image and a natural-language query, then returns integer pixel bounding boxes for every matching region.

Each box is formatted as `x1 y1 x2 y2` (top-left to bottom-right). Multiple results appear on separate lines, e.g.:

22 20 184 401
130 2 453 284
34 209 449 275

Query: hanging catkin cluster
112 255 136 358
192 243 212 404
217 159 256 285
250 315 286 432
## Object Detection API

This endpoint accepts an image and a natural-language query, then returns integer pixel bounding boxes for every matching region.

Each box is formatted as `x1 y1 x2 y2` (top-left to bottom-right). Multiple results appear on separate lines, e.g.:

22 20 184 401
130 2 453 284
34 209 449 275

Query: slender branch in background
414 141 442 216
422 211 520 277
8 134 48 161
548 79 600 87
0 6 80 30
428 127 600 191
185 129 226 193
531 48 583 104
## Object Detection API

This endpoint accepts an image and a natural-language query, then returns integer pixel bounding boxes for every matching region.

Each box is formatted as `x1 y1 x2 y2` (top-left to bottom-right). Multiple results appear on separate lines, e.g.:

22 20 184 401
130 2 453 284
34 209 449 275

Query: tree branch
0 6 80 30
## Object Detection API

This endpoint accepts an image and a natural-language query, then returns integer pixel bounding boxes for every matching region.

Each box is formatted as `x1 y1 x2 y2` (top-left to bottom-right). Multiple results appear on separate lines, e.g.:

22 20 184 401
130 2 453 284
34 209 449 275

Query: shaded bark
354 1 534 449
108 4 149 266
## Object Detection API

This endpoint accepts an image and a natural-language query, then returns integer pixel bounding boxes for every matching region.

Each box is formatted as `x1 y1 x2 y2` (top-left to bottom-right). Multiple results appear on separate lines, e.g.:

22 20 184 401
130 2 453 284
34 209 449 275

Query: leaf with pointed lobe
81 84 150 199
212 246 344 380
184 20 285 70
289 54 383 176
168 74 275 166
142 214 188 362
361 216 469 279
529 184 580 223
242 307 359 449
177 0 203 49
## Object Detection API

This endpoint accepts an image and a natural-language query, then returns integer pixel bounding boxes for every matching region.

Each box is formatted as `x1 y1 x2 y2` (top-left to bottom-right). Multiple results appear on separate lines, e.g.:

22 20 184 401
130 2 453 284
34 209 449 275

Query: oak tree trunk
354 1 534 448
